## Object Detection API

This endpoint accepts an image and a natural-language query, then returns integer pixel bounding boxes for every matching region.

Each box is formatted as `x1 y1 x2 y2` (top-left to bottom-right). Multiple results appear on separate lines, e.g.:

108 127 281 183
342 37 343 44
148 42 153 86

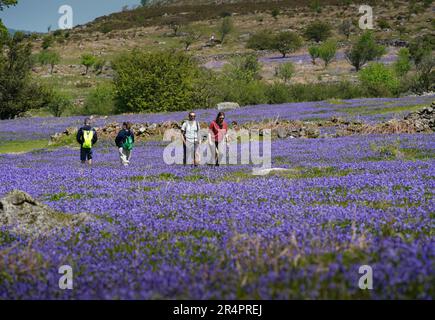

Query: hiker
209 112 228 166
76 118 98 165
181 111 200 166
115 122 135 167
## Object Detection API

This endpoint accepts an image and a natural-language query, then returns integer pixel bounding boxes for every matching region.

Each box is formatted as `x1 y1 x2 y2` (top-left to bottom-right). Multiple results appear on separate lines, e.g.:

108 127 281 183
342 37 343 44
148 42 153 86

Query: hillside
25 0 433 116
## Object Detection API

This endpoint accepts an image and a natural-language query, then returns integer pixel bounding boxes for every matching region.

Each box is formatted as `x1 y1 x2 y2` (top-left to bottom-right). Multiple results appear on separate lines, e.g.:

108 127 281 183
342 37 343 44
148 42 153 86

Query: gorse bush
113 50 201 113
83 83 115 115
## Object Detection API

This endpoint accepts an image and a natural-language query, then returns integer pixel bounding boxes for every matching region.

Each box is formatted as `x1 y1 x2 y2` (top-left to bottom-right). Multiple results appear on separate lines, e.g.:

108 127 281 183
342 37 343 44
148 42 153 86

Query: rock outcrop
0 190 92 237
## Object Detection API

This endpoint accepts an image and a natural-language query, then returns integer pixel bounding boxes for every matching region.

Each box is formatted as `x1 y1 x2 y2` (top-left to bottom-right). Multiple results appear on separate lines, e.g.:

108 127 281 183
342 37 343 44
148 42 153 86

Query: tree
345 31 386 71
81 53 96 75
37 50 60 74
0 1 17 39
112 50 201 113
318 40 337 68
180 26 202 51
271 31 303 58
0 0 16 11
0 32 51 119
42 34 54 50
304 21 331 43
246 30 274 51
218 17 234 44
275 62 295 84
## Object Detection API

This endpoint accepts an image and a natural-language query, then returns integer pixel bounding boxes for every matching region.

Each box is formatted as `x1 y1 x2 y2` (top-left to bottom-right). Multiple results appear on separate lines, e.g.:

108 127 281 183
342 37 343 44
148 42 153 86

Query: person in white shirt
181 112 200 166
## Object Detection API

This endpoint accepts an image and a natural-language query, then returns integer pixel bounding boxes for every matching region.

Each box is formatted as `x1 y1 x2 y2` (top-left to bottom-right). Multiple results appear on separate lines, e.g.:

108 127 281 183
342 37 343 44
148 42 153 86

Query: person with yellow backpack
76 118 98 165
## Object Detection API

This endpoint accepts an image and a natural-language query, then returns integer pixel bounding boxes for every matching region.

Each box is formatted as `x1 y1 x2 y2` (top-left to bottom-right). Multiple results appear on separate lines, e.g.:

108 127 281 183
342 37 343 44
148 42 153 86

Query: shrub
219 80 267 106
271 31 303 58
275 62 295 84
222 54 262 83
46 90 73 117
317 40 337 68
112 49 201 113
271 8 280 20
309 0 322 13
264 82 291 104
345 31 386 71
304 21 331 43
93 57 106 75
219 11 232 18
393 48 411 77
378 18 391 30
409 55 435 93
246 30 274 51
83 83 115 115
358 63 400 97
308 46 320 65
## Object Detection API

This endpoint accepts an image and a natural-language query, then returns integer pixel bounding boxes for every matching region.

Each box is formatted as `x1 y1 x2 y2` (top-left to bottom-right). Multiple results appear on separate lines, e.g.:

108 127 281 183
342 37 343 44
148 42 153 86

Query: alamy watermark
58 5 73 30
162 128 272 175
359 5 374 30
58 265 73 290
358 265 373 290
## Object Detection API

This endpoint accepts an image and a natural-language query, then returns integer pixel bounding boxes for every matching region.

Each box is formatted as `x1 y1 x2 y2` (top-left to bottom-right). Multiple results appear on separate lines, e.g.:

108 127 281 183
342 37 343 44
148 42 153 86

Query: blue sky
0 0 141 32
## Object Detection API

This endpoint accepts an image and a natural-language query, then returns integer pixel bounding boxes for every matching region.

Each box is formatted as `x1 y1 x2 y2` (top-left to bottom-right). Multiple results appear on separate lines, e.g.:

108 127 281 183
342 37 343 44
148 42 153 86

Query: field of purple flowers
0 97 434 299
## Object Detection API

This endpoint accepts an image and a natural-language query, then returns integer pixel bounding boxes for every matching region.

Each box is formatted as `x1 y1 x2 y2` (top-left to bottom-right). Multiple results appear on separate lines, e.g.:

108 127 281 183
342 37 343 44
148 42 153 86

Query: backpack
122 134 134 151
82 130 94 149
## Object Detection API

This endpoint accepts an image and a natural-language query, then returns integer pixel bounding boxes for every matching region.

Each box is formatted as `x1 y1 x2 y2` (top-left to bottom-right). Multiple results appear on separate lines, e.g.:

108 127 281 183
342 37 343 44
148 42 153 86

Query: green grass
0 140 49 154
340 104 428 116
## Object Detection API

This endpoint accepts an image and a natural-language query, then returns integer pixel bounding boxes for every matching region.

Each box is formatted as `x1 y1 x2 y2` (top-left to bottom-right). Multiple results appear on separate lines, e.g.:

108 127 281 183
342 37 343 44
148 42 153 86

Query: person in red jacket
209 112 228 166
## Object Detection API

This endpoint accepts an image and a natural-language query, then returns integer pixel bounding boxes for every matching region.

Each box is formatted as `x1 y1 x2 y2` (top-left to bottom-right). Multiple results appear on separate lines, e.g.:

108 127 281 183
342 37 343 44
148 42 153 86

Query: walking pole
193 136 196 167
